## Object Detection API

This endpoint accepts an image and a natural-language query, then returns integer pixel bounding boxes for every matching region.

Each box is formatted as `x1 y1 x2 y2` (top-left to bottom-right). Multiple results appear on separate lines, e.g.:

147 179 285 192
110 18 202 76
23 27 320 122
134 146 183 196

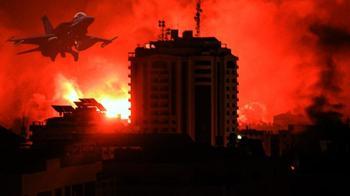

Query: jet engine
74 37 99 51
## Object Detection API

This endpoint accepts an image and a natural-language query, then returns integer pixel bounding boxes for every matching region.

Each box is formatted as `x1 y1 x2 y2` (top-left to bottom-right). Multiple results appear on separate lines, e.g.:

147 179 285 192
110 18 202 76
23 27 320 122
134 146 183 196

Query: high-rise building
129 30 238 146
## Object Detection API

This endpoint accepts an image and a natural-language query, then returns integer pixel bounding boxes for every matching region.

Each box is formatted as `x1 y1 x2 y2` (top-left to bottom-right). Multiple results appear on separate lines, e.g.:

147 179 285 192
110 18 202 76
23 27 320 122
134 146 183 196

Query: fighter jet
8 12 117 61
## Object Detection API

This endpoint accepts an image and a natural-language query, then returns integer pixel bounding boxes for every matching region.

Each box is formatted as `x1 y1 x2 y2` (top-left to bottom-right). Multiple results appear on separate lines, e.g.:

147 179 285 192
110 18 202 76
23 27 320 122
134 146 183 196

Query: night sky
1 0 350 130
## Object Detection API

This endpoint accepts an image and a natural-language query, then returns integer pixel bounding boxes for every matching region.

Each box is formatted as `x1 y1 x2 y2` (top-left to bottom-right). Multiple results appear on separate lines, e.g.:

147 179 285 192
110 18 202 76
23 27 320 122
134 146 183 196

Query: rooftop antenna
194 0 203 37
158 20 166 41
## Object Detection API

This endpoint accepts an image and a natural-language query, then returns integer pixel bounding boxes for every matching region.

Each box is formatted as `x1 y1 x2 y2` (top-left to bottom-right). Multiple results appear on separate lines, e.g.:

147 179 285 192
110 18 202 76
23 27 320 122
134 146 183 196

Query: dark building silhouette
0 125 25 150
129 30 239 146
272 112 308 130
95 134 286 196
237 128 293 158
2 158 101 196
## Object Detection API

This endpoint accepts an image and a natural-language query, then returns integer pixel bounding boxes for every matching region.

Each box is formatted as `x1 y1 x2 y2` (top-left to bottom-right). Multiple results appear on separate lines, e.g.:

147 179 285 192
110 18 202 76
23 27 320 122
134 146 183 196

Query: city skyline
1 1 350 196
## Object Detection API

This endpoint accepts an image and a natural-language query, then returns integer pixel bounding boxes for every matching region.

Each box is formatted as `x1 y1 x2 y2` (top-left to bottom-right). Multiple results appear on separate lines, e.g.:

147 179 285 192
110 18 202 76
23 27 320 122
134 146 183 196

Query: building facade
21 159 102 196
129 30 239 146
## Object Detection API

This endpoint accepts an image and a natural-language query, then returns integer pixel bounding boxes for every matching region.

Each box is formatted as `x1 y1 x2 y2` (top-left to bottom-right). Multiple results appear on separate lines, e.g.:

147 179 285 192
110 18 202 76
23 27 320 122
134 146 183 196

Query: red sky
1 0 350 130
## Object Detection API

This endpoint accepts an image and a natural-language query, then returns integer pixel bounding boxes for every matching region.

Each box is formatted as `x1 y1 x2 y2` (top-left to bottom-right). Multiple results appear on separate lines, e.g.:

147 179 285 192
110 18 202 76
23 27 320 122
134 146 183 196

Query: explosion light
61 80 81 103
60 77 130 120
100 98 130 119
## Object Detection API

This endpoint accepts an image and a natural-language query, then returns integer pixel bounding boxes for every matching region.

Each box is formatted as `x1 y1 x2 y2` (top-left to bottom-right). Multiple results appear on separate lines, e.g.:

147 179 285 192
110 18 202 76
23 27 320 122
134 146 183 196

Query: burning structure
30 98 129 147
129 30 238 147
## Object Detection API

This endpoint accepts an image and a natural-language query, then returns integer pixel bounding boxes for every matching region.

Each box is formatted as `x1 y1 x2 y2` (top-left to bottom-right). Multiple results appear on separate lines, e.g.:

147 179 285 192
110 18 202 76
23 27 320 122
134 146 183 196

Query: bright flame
63 82 80 103
100 98 130 119
56 74 82 104
57 74 130 120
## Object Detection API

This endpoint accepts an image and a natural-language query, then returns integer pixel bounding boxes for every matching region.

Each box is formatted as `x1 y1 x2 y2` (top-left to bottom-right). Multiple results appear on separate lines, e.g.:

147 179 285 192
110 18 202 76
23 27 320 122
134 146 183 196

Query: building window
55 189 62 196
195 60 211 66
64 186 71 196
194 69 211 74
152 61 167 68
227 61 235 69
195 77 211 82
37 191 52 196
72 184 83 196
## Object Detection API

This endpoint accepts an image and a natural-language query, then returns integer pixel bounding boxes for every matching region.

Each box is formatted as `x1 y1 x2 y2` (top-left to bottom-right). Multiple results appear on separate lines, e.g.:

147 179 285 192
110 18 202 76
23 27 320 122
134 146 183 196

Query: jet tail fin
17 47 40 55
42 15 54 34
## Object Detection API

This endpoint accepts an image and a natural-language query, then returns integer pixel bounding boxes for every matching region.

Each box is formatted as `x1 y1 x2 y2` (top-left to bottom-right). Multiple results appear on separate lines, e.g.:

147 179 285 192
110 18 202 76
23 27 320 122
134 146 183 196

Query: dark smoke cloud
306 96 343 126
310 24 350 50
306 21 350 126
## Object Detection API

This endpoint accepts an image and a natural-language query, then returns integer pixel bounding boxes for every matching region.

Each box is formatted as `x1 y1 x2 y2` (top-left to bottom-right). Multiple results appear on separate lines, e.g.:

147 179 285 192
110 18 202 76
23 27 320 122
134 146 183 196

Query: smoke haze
1 0 350 131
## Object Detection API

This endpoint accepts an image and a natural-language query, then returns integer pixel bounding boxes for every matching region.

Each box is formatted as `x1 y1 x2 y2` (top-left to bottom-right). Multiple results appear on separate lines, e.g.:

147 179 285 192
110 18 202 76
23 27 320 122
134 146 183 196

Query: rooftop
130 30 234 58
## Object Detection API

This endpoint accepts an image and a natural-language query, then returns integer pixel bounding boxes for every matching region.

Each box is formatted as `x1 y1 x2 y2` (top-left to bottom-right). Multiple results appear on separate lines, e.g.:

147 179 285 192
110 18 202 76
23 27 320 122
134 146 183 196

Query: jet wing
8 34 56 46
88 35 118 48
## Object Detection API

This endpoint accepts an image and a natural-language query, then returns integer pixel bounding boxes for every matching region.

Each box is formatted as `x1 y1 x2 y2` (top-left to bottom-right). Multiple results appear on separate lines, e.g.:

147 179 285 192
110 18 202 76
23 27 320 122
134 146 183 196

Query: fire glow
58 75 130 120
1 0 350 128
100 98 130 119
